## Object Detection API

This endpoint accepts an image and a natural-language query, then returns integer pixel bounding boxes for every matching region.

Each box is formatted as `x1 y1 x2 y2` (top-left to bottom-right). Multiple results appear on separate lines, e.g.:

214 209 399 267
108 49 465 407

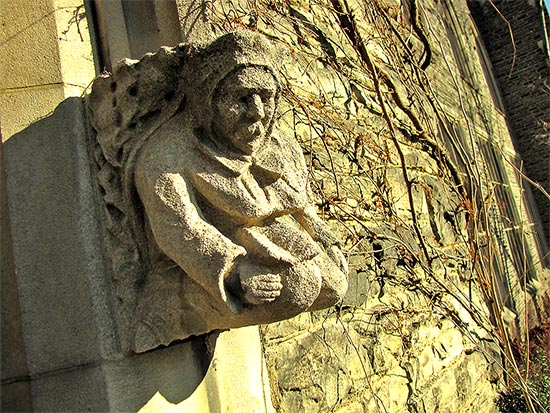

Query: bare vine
83 0 547 410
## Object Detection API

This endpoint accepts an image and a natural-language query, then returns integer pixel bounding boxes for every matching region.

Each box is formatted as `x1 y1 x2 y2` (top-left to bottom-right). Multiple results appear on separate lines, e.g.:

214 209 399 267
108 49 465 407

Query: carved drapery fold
88 31 348 353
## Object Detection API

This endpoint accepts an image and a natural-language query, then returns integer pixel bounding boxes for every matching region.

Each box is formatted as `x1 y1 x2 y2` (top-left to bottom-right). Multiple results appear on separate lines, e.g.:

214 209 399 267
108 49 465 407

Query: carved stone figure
89 31 348 353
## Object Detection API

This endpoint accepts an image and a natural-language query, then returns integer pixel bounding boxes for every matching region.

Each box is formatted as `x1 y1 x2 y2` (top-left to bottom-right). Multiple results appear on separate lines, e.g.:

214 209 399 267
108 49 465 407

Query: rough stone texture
3 98 110 375
184 1 549 412
29 366 110 413
2 97 113 411
1 135 33 412
469 0 550 251
107 327 274 413
2 96 276 412
87 31 348 353
90 0 183 69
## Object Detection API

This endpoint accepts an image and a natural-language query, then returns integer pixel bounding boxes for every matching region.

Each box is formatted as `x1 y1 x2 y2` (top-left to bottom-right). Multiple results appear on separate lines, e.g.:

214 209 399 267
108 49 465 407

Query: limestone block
1 137 33 413
176 0 220 44
55 5 96 89
3 97 117 375
106 328 274 413
92 0 131 65
29 365 110 413
0 381 34 412
0 0 95 140
93 0 182 69
202 327 275 413
1 199 26 383
0 0 62 90
342 266 372 307
103 340 206 412
363 369 410 413
0 86 65 140
333 400 363 413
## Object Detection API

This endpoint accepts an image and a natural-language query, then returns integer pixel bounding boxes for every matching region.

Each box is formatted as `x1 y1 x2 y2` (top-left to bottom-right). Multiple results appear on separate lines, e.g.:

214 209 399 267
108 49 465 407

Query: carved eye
261 91 274 103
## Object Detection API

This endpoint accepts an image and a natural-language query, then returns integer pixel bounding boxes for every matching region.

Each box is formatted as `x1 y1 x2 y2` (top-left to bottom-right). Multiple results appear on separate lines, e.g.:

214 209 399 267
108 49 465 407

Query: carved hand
237 261 283 305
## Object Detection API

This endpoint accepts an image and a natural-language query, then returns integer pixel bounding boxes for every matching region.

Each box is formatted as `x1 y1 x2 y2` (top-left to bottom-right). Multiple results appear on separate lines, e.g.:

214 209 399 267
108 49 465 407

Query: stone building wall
469 0 550 249
2 0 549 412
196 0 550 411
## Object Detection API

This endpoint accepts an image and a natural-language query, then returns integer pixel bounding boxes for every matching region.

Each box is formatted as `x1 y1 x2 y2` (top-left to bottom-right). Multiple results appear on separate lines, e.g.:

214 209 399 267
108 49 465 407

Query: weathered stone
88 31 348 353
3 98 113 375
0 1 95 139
30 366 110 413
3 94 278 412
333 400 363 413
243 1 527 407
5 0 550 411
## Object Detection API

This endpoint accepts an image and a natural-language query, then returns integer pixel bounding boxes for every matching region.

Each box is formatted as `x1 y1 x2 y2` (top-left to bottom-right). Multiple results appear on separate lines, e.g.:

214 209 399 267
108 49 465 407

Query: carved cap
186 31 283 133
88 31 284 168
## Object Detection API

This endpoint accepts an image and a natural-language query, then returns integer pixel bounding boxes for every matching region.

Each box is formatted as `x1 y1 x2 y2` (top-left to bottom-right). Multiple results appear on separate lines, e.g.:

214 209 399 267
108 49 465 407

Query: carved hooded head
186 31 283 154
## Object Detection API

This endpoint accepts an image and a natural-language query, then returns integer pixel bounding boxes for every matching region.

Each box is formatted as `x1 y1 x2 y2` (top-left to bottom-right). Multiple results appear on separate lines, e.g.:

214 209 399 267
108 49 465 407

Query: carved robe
133 110 347 350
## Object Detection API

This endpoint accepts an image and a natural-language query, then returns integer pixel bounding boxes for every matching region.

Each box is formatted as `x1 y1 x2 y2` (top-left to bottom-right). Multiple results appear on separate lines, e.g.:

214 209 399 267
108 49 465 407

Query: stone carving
88 31 348 353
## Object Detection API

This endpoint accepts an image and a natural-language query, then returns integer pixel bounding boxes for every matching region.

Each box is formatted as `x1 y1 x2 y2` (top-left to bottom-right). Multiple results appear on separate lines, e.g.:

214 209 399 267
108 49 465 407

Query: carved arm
294 204 348 274
135 165 246 314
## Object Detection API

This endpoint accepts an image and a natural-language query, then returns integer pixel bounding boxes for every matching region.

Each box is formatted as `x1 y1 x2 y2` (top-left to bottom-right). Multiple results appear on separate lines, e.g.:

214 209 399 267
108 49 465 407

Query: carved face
212 66 277 155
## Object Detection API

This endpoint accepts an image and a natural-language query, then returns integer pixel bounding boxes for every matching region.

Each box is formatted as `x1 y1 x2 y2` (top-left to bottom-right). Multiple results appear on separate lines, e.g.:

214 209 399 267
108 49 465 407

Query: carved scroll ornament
88 31 348 353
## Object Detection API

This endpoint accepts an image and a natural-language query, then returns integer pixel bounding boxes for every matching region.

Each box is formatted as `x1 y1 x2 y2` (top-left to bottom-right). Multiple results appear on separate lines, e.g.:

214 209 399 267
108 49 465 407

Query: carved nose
247 94 265 121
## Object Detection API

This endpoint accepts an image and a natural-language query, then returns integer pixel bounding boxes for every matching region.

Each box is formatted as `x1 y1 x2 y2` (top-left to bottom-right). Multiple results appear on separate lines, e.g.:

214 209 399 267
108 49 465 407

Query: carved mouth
246 122 265 138
235 122 265 143
232 121 266 154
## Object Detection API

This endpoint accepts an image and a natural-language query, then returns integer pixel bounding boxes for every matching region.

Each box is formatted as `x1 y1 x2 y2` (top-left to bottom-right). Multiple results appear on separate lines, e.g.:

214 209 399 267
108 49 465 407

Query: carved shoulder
134 112 194 187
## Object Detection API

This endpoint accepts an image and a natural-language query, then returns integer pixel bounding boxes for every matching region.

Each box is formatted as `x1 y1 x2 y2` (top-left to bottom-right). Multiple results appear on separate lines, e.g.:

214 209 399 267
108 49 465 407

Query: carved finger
254 289 282 298
242 281 283 304
254 281 283 291
252 273 281 283
244 292 279 304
